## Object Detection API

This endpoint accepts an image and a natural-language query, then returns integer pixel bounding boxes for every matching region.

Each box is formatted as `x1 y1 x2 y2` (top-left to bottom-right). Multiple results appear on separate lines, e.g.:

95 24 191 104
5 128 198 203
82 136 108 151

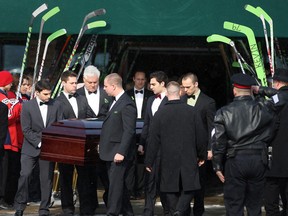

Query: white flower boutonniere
104 98 109 103
131 96 135 101
114 111 118 114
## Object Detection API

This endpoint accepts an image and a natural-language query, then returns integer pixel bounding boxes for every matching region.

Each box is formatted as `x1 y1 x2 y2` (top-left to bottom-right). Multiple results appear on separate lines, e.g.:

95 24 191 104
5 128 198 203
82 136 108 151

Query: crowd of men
0 66 288 216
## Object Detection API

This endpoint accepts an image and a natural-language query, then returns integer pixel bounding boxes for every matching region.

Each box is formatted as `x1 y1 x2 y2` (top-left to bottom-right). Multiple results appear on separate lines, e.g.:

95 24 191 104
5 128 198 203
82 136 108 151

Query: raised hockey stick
52 20 107 98
16 3 48 99
257 7 274 76
38 29 67 81
31 6 60 97
224 21 267 87
245 5 274 76
76 34 98 80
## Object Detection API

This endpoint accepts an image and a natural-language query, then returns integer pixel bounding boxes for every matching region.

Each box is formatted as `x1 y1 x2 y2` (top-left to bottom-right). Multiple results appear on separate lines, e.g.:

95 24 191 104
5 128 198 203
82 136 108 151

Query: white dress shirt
109 90 125 111
151 91 166 116
63 92 78 118
134 87 144 119
84 86 100 116
36 97 48 148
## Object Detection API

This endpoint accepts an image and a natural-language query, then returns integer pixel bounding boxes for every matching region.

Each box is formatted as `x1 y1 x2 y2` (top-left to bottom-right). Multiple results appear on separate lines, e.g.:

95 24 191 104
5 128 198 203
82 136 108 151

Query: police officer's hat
273 68 288 82
231 73 257 89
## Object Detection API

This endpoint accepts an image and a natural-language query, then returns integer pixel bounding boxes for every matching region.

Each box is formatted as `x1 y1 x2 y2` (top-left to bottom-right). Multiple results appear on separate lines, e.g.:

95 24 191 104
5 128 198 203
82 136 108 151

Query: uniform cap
231 73 257 89
273 68 288 82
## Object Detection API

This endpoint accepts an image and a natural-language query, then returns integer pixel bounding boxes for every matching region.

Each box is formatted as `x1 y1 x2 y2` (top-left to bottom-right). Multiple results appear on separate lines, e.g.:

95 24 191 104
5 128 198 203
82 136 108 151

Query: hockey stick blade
42 6 60 22
207 34 231 45
224 21 267 86
83 8 106 25
38 29 67 81
32 3 48 18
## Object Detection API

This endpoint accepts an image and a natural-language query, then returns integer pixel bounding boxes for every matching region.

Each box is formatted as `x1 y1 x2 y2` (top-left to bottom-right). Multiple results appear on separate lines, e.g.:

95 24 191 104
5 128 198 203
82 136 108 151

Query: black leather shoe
14 210 24 216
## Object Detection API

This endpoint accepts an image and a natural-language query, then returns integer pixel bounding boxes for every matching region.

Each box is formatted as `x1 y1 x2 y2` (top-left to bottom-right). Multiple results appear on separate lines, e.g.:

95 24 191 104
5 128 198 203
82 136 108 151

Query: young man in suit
13 80 63 216
76 65 110 209
181 73 216 216
0 102 8 209
145 81 206 215
139 71 169 216
99 73 137 216
125 70 153 200
57 71 95 216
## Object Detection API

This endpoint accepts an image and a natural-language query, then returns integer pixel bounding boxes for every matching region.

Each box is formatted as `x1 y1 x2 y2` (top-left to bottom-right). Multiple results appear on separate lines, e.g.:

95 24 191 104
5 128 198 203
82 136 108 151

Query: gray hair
83 65 100 78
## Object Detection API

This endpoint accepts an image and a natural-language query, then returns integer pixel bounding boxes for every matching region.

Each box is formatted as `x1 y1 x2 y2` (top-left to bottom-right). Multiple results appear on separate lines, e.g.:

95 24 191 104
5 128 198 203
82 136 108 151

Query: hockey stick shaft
52 20 106 98
31 6 60 97
16 3 48 99
38 29 67 81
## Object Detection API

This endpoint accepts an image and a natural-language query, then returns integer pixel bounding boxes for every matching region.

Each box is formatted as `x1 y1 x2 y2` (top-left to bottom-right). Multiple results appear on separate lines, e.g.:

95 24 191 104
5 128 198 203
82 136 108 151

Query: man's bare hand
146 167 152 172
114 153 124 163
138 145 144 155
207 150 213 160
216 171 225 183
198 159 205 167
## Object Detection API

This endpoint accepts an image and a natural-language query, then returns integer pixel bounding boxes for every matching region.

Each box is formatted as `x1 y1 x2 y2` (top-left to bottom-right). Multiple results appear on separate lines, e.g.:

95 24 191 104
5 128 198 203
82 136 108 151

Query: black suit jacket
182 92 216 150
0 102 8 149
56 92 94 119
126 88 153 119
139 95 168 148
99 92 137 161
21 98 63 157
76 86 111 118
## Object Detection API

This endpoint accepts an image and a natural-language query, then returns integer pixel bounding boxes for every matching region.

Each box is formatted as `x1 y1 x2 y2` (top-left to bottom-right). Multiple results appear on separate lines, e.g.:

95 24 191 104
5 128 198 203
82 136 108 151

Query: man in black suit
0 102 8 209
181 73 216 216
139 71 169 216
125 70 153 199
13 80 63 216
145 81 207 215
57 71 95 216
99 73 137 216
76 65 110 210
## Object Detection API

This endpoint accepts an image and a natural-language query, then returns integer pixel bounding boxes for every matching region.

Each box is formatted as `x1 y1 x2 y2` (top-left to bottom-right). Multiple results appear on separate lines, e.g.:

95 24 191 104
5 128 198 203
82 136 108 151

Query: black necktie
187 94 195 99
68 94 76 99
88 90 97 95
40 101 48 106
135 90 143 94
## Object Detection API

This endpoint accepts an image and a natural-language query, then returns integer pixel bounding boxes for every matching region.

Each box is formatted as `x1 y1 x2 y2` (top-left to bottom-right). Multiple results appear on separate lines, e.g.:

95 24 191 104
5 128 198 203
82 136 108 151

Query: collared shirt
187 89 200 107
151 91 166 116
109 90 125 111
85 86 100 116
36 97 48 127
134 87 144 119
63 91 78 118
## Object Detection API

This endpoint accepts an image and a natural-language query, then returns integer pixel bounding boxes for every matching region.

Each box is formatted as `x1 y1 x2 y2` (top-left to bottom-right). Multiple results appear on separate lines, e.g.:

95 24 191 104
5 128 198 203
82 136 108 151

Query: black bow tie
40 101 48 106
88 90 97 95
135 90 143 94
187 94 195 99
68 94 77 99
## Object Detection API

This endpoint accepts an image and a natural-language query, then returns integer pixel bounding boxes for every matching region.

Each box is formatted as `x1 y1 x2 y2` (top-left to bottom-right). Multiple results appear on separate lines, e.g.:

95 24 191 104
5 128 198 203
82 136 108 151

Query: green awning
0 0 286 37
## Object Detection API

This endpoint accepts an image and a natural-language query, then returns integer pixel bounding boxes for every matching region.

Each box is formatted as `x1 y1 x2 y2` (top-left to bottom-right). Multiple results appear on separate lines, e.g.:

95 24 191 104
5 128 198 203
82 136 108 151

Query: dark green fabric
0 0 286 37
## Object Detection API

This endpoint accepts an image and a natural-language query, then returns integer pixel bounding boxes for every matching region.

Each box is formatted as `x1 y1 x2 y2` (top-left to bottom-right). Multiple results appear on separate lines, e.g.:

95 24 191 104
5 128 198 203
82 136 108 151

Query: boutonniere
114 111 118 114
104 98 109 104
131 96 135 101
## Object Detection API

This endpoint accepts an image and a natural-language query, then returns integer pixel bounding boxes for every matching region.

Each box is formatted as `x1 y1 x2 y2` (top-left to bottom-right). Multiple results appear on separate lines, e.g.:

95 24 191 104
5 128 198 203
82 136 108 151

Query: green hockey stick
38 29 67 81
223 21 267 86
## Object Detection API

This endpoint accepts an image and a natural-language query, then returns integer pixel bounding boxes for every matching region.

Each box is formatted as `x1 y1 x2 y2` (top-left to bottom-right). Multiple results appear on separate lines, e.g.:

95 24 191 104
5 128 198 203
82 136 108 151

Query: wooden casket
41 118 144 166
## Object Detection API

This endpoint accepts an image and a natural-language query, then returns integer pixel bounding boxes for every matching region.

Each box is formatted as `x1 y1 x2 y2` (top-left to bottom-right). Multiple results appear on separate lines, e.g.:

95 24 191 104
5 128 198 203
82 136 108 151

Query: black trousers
224 154 266 216
0 148 8 200
143 156 169 216
166 191 194 216
14 154 54 216
106 160 134 216
264 177 288 216
59 163 96 215
192 163 206 216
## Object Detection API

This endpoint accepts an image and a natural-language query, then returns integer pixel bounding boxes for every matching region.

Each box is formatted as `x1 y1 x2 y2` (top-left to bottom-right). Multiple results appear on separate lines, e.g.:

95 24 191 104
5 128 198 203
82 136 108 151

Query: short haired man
13 80 63 216
145 81 206 215
76 65 110 209
99 73 137 215
57 71 95 216
212 73 276 216
181 73 216 216
140 71 169 216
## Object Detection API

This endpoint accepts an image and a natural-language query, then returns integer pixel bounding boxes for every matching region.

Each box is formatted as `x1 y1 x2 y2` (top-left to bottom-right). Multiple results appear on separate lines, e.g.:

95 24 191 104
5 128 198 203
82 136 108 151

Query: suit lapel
32 99 45 128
